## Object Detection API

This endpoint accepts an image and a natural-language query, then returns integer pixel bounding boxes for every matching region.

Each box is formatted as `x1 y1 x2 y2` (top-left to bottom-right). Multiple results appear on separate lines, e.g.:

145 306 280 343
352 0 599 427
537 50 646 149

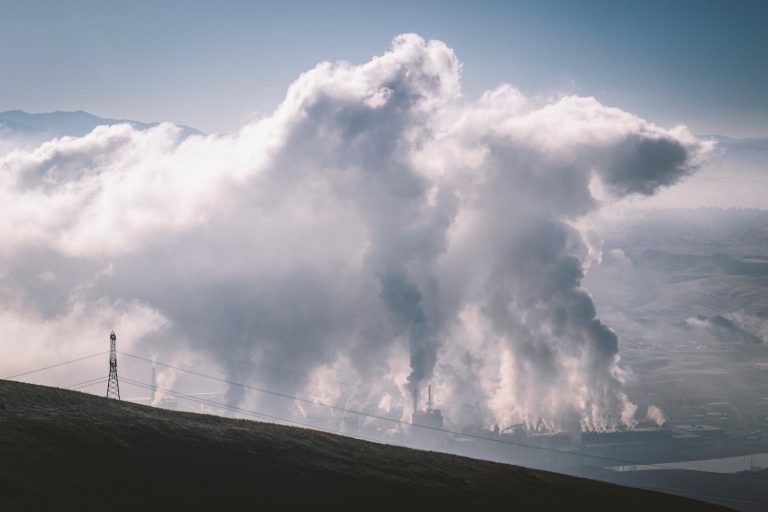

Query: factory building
412 385 444 431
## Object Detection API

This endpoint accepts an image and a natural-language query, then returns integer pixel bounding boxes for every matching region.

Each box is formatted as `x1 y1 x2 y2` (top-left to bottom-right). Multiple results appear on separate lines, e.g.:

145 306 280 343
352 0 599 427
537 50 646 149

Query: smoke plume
646 405 667 426
0 34 709 431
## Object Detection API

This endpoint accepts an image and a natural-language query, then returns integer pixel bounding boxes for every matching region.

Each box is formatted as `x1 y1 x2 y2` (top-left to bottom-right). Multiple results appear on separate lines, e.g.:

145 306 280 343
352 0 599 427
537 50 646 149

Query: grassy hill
0 379 727 511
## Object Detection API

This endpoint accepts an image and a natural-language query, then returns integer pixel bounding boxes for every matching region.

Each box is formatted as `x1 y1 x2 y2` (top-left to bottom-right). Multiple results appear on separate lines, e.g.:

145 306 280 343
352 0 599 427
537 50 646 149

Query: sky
0 2 765 436
1 0 766 137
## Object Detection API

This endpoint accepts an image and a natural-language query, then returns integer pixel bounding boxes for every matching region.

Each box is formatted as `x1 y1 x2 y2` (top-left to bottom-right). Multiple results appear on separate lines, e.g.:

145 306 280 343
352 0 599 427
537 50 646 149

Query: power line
121 376 315 426
119 350 685 468
73 379 108 391
5 348 751 472
2 351 108 380
119 376 387 446
120 352 768 478
120 351 403 425
7 349 765 477
137 339 486 412
118 371 725 474
42 363 768 481
65 376 108 390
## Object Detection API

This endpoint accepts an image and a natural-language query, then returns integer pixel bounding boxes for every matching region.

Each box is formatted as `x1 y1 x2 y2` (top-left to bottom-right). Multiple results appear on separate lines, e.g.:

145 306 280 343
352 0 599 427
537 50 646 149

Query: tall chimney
151 363 157 404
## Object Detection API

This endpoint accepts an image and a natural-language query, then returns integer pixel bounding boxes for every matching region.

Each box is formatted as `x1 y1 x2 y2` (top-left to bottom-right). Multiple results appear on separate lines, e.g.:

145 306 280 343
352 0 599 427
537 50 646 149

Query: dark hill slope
0 380 726 511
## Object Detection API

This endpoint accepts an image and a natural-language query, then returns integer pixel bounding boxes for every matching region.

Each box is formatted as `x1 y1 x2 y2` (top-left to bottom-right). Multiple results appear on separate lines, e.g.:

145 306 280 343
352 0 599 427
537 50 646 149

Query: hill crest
0 379 727 511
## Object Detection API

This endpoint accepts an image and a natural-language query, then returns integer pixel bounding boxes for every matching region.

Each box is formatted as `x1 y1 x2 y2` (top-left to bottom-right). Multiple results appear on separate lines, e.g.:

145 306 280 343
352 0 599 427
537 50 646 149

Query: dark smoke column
378 268 439 414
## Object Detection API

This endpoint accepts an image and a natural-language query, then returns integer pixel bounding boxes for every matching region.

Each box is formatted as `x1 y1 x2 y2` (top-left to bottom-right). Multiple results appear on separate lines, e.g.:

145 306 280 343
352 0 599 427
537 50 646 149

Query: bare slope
0 380 726 511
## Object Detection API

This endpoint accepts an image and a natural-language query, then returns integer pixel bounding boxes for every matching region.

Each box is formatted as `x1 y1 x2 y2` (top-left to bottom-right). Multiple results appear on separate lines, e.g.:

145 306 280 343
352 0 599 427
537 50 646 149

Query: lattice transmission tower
106 330 120 400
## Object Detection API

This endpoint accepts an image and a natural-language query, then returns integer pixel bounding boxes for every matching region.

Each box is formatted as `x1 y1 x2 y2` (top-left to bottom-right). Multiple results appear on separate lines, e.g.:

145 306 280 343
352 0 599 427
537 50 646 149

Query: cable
133 339 481 412
120 351 405 425
2 351 108 380
120 350 690 468
119 376 387 446
65 376 107 390
121 373 743 475
6 349 763 478
71 378 108 391
121 352 768 478
8 349 754 474
136 340 486 413
121 376 307 425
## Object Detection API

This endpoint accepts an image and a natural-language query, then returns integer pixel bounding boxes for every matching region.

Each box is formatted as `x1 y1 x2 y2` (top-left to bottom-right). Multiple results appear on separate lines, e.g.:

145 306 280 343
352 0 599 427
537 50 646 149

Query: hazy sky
1 0 766 137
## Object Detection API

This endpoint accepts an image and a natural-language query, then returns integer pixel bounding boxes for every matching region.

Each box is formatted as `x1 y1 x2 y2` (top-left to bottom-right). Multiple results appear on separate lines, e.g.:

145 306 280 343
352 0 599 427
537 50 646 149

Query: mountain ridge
0 109 203 140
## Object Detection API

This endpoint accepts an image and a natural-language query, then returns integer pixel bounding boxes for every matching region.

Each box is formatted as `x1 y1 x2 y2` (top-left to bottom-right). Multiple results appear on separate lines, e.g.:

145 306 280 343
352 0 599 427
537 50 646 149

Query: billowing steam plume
0 34 709 431
646 405 667 426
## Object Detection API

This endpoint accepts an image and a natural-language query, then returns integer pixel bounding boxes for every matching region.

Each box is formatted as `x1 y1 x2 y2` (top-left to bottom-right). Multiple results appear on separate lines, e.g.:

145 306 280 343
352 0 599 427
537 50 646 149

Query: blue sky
1 0 766 136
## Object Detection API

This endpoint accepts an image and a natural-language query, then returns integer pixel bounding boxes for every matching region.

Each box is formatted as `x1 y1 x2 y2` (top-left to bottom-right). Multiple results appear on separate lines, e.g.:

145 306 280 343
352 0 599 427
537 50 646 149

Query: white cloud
0 34 709 431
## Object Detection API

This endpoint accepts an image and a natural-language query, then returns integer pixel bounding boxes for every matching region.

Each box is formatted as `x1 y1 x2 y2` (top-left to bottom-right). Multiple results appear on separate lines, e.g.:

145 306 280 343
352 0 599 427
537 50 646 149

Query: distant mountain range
0 109 203 141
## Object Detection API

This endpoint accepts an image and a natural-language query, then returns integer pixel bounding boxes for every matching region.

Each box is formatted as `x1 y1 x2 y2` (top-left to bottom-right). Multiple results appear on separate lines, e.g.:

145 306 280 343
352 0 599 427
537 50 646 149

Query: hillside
0 379 726 511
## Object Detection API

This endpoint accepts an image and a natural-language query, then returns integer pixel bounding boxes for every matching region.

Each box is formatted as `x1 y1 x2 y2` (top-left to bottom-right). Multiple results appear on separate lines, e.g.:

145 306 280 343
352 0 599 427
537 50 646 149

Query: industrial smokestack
151 362 157 405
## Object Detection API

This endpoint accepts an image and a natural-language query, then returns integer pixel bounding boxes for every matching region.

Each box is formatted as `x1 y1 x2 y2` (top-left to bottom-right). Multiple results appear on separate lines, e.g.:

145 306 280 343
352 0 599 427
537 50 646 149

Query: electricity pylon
106 330 120 400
